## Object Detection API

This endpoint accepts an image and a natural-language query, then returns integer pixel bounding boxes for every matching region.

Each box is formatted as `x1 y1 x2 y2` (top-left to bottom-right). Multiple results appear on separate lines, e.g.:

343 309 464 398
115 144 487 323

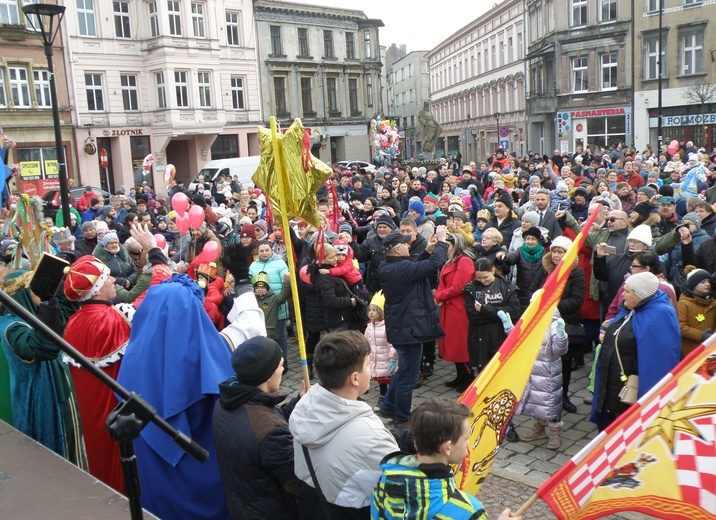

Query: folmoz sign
661 113 716 127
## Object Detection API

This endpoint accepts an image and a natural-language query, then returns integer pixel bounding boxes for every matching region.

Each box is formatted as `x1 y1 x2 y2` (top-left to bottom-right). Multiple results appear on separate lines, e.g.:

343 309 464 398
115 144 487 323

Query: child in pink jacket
364 303 397 408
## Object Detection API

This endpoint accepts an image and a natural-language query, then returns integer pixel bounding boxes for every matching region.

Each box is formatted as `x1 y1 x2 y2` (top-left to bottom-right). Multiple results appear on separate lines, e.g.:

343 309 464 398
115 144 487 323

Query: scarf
520 243 544 263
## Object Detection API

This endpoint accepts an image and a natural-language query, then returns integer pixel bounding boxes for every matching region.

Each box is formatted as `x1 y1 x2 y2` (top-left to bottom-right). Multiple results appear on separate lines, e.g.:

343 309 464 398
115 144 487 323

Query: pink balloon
202 241 220 263
300 264 312 285
154 233 167 250
188 205 205 229
176 213 190 234
172 192 189 215
670 140 679 147
668 143 679 155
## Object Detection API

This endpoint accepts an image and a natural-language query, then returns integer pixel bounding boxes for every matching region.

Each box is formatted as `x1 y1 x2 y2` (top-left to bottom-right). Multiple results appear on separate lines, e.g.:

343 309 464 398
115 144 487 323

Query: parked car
42 186 111 219
333 160 376 173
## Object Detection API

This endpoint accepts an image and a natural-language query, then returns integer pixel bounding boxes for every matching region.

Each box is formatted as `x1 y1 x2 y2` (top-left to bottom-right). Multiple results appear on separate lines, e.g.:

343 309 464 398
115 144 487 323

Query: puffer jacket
93 243 138 289
312 269 353 329
250 253 290 320
516 311 569 421
365 320 397 380
298 260 326 334
502 246 546 309
212 379 299 520
677 289 716 356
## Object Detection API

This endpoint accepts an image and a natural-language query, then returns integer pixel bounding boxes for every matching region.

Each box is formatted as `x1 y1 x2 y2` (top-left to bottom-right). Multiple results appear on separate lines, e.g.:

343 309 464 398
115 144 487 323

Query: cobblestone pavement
282 341 653 519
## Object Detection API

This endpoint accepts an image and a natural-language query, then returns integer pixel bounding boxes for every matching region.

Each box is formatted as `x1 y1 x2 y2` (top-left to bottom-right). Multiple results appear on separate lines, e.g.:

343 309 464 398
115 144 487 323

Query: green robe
0 289 86 469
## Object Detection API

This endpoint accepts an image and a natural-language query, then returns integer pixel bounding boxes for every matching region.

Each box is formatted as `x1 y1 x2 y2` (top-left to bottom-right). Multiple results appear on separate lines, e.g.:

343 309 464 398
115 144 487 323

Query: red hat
63 255 110 302
240 223 257 239
423 193 439 205
439 194 451 203
251 189 262 197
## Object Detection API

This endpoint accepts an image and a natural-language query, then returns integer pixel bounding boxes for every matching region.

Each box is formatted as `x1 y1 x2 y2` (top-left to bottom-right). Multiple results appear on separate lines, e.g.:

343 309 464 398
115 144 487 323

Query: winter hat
632 202 652 220
529 175 541 183
0 239 18 257
231 336 283 386
550 235 573 252
349 192 362 201
521 211 540 228
375 214 396 230
682 212 701 229
686 267 711 291
451 211 468 222
439 194 451 204
423 193 439 205
338 222 353 235
240 223 256 239
627 224 653 247
556 181 568 193
124 237 142 254
522 227 542 241
596 167 607 176
574 187 589 199
63 255 111 302
637 186 655 199
496 192 514 211
624 271 660 300
408 199 425 215
333 239 350 256
254 219 268 234
688 153 699 163
90 198 100 206
100 231 119 247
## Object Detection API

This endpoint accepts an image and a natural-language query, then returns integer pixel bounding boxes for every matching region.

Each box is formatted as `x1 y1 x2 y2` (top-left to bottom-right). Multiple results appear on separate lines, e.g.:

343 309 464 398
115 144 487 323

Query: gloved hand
37 297 62 337
388 361 397 375
701 329 712 341
555 318 567 340
223 243 251 286
497 310 513 331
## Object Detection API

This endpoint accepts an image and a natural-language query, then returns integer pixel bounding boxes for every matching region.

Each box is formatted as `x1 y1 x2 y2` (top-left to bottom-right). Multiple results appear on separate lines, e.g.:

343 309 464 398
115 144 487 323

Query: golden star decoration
252 119 332 228
640 386 716 454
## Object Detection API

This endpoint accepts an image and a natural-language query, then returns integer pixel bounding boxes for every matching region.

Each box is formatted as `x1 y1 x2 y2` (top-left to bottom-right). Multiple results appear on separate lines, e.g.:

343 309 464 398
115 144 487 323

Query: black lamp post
22 3 71 228
656 0 664 156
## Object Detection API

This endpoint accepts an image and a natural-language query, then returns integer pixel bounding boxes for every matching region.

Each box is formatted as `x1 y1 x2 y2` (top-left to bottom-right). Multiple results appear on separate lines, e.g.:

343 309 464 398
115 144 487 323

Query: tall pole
46 45 72 227
495 112 501 151
656 0 664 156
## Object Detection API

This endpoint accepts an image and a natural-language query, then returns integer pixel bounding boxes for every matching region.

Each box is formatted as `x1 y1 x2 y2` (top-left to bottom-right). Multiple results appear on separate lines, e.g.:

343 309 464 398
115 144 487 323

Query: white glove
497 310 513 331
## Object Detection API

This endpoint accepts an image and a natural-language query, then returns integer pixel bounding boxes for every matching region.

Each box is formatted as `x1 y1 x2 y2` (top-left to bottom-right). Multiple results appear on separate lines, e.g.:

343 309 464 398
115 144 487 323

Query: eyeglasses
630 263 645 271
607 217 625 222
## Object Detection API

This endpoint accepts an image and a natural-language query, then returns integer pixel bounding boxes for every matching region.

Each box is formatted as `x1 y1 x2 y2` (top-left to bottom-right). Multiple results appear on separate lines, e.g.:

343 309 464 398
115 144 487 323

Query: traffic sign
499 126 510 138
100 148 108 169
499 139 510 150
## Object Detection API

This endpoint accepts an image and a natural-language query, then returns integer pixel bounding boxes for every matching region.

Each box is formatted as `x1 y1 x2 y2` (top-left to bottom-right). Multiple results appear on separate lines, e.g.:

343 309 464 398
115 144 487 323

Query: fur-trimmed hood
541 249 579 274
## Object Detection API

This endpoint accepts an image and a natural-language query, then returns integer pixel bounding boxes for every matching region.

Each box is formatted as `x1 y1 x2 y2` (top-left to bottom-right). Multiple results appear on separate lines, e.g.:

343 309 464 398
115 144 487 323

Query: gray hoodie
289 384 398 509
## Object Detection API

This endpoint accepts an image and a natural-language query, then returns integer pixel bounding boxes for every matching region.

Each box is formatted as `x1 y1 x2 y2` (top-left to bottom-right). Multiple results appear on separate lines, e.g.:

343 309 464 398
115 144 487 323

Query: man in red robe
63 255 133 494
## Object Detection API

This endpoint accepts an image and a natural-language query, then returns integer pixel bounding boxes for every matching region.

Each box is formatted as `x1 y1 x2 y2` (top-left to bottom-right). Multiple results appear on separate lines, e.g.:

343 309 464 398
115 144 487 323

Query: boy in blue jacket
371 397 520 520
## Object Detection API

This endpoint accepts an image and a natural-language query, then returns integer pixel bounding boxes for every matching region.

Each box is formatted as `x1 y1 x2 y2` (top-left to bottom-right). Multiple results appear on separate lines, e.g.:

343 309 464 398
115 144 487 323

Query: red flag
538 338 716 520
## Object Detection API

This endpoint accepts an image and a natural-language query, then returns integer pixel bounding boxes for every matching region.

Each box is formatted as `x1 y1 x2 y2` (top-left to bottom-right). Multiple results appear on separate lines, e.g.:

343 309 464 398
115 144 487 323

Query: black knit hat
632 202 652 220
496 192 514 211
522 226 542 241
231 336 283 385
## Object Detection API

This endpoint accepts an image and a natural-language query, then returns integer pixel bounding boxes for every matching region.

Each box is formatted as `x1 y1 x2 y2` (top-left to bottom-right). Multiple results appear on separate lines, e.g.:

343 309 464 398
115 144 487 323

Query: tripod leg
119 441 143 520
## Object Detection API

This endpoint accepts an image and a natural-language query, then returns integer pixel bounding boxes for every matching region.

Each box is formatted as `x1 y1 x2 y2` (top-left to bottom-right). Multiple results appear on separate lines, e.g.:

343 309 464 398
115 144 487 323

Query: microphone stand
0 290 209 519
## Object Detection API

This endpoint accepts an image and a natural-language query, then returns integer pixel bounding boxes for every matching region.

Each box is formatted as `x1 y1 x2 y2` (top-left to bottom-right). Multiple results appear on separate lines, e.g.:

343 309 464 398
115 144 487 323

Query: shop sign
569 107 627 118
19 161 41 179
102 128 145 136
661 113 716 127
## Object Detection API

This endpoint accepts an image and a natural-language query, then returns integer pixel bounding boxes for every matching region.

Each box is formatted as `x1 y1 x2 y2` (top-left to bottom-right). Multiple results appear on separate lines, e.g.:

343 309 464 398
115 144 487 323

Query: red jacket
327 251 363 286
618 172 645 189
434 255 474 363
78 191 98 212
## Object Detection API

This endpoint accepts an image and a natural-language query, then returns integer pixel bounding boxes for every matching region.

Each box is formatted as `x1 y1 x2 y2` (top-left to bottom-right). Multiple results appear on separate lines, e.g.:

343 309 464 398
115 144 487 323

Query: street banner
456 209 600 495
537 337 716 520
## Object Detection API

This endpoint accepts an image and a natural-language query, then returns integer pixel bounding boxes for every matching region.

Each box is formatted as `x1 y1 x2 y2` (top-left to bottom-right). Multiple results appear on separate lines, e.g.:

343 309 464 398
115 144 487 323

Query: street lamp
22 3 71 228
495 112 501 151
656 0 664 156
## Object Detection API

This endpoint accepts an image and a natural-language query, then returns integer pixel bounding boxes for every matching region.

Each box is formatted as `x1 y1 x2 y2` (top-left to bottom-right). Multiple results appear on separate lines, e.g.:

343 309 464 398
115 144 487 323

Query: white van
188 156 261 192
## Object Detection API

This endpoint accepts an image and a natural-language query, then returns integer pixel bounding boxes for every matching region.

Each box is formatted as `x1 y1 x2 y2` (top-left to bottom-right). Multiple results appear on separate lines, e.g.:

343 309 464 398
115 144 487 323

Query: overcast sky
281 0 495 53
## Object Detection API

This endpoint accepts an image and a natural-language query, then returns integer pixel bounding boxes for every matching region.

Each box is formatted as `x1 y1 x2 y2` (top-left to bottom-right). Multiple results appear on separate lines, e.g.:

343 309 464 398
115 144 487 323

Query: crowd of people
0 138 715 519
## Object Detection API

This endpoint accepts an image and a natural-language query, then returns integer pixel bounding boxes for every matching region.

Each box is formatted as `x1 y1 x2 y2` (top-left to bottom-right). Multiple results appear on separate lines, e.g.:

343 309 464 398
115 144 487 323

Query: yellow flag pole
514 493 538 517
269 116 310 388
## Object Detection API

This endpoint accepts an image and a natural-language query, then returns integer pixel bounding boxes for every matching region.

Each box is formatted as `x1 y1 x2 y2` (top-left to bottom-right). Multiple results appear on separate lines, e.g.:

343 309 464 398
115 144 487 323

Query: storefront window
131 136 151 187
16 147 58 181
586 116 625 148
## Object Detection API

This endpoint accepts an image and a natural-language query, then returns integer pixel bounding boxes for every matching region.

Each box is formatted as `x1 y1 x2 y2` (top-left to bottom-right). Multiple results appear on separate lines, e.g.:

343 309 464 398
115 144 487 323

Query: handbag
339 279 368 323
564 322 586 348
613 320 639 405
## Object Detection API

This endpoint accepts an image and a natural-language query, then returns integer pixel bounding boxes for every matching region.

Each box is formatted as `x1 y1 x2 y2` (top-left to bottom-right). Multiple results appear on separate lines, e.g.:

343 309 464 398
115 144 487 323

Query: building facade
426 0 526 163
254 0 383 165
0 0 77 196
633 0 716 151
66 0 262 193
387 51 429 159
526 0 633 155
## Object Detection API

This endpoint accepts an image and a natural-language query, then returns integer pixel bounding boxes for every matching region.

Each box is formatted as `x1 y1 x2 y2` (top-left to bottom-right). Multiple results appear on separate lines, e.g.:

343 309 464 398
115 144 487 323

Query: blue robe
117 275 234 519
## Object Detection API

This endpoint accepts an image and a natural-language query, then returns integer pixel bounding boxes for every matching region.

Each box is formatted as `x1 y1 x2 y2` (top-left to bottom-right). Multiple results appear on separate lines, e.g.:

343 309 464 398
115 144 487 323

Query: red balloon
202 241 220 262
188 205 205 229
172 192 189 215
300 264 312 285
176 213 190 234
154 233 167 250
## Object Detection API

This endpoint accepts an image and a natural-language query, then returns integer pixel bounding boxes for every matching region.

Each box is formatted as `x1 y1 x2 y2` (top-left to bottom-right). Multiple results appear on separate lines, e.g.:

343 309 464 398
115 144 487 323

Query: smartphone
602 245 617 255
30 253 70 301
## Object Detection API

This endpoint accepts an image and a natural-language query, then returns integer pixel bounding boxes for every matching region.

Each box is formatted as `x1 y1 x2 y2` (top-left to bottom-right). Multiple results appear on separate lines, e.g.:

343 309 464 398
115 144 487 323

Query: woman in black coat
298 251 326 376
464 258 521 373
310 244 355 332
529 236 585 413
